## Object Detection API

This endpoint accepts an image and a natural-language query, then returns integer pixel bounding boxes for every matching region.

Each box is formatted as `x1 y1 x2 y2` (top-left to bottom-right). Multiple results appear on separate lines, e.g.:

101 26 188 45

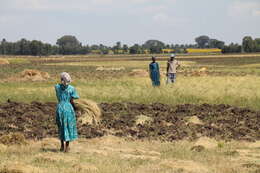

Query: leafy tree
242 36 256 53
209 39 225 49
255 38 260 45
116 41 121 49
16 39 31 55
0 39 7 54
30 40 43 56
222 43 241 53
42 43 53 55
129 44 142 54
122 44 128 53
112 41 123 54
99 44 109 54
51 45 59 55
56 35 81 55
143 40 165 53
5 42 16 55
255 38 260 52
91 45 99 50
195 35 210 48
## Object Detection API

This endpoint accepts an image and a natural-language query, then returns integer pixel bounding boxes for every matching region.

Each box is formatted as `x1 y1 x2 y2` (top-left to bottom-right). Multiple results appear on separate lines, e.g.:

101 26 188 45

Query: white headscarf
170 54 175 58
60 72 72 85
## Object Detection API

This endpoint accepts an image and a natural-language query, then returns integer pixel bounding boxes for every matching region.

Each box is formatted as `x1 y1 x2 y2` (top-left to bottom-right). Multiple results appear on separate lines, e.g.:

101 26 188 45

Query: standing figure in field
55 72 79 152
149 56 160 86
166 54 180 84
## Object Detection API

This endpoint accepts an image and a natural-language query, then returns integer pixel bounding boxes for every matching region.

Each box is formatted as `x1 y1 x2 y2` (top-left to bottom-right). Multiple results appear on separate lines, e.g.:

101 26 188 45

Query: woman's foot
60 140 64 152
64 146 70 153
64 141 70 153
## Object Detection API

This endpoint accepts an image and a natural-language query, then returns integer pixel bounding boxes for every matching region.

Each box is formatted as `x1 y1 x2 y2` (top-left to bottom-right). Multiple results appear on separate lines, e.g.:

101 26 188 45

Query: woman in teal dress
55 72 79 152
149 56 160 86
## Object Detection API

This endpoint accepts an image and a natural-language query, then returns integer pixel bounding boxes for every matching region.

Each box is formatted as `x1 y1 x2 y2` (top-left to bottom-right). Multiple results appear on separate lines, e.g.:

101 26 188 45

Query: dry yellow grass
194 137 218 149
0 133 27 145
0 137 259 173
0 162 42 173
96 66 125 71
0 144 7 153
160 159 209 173
129 69 149 77
0 58 9 65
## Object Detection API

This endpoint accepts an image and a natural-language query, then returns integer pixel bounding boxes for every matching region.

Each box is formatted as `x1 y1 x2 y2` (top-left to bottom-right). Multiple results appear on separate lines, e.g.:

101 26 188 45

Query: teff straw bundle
74 99 101 125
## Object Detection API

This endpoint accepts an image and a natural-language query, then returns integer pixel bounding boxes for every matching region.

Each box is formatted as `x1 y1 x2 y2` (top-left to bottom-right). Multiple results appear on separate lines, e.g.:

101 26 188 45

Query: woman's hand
70 99 76 111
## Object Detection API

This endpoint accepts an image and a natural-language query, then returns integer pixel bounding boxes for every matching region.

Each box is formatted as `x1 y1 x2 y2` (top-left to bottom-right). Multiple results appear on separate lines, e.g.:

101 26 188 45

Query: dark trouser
166 73 176 84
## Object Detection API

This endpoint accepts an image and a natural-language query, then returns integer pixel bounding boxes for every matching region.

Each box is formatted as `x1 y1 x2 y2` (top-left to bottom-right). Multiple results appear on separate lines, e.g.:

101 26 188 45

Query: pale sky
0 0 260 46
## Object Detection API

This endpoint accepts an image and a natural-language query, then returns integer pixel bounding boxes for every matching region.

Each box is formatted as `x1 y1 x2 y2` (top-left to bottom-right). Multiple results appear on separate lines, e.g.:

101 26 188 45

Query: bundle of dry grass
193 137 218 149
19 69 50 81
75 99 101 125
72 164 98 172
186 116 204 125
0 59 9 65
0 132 27 145
198 67 207 72
191 67 208 76
135 115 153 125
0 162 41 173
129 69 149 77
96 66 125 71
0 144 7 152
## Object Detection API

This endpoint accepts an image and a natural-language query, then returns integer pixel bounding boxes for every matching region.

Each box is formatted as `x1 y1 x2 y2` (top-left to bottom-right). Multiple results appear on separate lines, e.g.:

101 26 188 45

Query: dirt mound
0 59 9 65
129 69 149 77
0 102 260 142
19 69 50 81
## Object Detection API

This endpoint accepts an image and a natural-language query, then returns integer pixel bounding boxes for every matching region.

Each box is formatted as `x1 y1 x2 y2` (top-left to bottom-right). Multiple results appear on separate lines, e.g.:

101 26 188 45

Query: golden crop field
186 48 222 53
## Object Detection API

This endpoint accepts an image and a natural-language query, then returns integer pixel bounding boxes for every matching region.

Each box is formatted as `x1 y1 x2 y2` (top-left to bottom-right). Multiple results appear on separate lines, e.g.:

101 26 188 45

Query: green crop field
1 53 260 109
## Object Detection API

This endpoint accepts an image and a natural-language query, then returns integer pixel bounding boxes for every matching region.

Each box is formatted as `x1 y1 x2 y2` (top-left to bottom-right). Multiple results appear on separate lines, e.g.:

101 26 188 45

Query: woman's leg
65 141 70 152
60 140 64 152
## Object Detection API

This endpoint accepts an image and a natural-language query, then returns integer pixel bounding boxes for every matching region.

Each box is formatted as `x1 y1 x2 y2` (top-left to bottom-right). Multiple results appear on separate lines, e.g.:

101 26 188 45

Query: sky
0 0 260 46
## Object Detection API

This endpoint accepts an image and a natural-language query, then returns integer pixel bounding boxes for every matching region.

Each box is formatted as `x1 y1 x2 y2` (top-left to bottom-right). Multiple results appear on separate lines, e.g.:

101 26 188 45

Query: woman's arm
166 62 169 76
55 85 60 102
70 99 77 111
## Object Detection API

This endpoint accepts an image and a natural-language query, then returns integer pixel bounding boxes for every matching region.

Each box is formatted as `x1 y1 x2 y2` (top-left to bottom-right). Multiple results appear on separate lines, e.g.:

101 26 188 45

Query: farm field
1 53 260 173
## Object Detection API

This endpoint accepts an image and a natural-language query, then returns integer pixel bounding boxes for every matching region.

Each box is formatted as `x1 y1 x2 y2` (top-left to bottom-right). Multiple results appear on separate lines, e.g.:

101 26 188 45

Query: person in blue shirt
55 72 79 152
149 56 160 86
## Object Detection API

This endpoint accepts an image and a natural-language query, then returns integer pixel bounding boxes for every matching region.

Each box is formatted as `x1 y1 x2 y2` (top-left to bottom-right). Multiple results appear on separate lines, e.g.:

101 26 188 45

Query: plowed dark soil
0 101 259 141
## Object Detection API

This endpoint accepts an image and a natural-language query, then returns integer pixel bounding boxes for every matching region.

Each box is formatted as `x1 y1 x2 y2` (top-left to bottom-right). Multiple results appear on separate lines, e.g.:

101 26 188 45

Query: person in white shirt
166 54 180 84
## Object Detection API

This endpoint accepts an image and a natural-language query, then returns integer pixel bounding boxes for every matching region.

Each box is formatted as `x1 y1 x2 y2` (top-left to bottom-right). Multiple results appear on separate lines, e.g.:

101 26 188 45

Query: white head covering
170 54 175 58
60 72 72 85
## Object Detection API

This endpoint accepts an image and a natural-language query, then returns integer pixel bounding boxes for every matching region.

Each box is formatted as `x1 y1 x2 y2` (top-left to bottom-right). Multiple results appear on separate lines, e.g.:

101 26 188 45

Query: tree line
0 35 259 56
